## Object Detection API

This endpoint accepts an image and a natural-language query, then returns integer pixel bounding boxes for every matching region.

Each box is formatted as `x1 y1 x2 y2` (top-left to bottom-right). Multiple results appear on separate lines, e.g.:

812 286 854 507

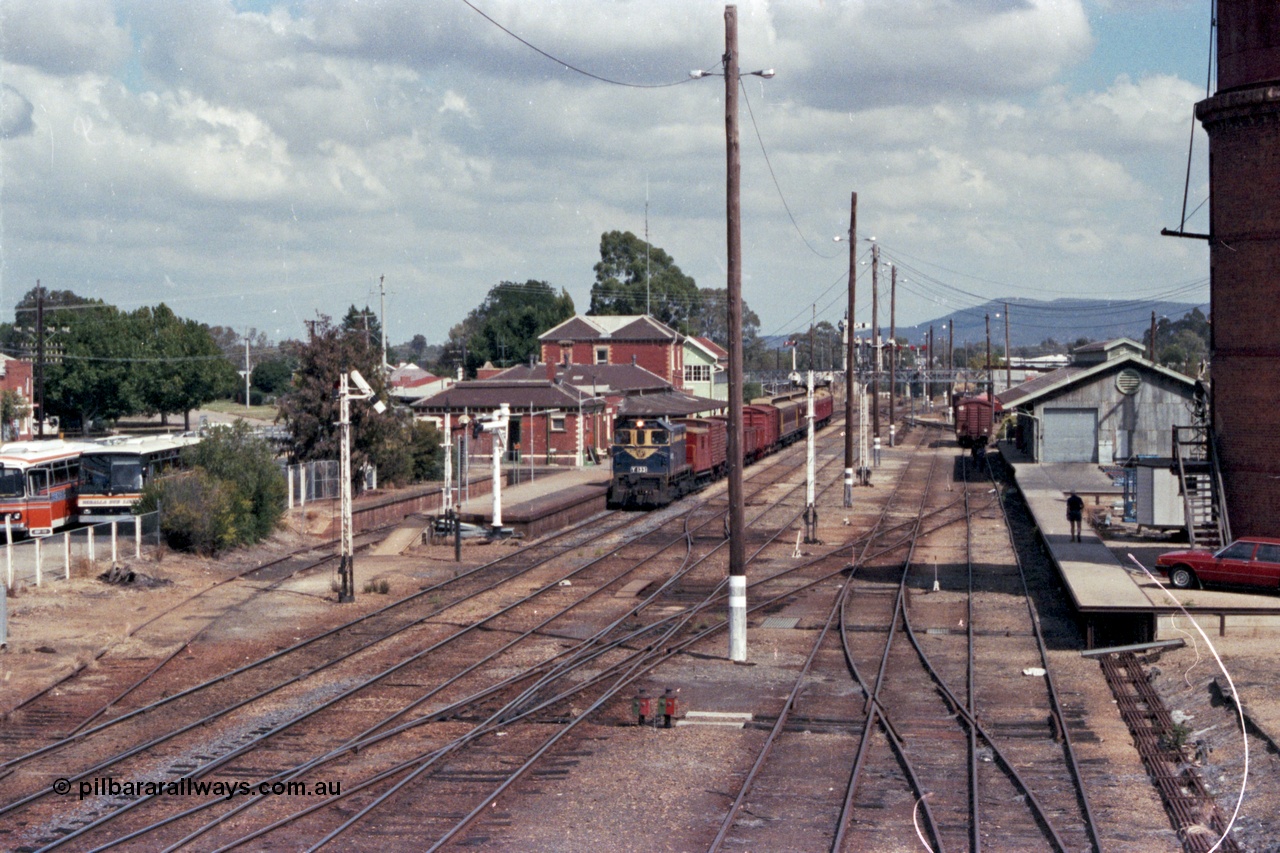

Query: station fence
285 460 340 507
3 512 161 590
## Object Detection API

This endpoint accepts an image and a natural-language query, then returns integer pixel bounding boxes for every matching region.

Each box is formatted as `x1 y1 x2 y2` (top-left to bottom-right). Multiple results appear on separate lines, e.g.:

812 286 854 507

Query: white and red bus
76 434 201 524
0 440 97 537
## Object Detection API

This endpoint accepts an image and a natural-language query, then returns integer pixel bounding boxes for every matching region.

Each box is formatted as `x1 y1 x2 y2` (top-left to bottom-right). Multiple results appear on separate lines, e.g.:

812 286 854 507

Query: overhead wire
459 0 701 89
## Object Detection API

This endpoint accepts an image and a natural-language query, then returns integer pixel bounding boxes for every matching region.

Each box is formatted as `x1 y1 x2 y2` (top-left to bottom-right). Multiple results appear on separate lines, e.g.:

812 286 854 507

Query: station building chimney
1196 0 1280 534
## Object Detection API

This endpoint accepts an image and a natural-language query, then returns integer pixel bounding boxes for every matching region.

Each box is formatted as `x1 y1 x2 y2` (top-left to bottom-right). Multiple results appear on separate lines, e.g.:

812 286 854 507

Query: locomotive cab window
649 429 669 445
616 429 633 445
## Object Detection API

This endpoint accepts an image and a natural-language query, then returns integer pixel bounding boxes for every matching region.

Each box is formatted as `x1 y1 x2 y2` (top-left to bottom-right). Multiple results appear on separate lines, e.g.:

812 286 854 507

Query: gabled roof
388 364 439 388
997 350 1195 410
412 379 605 412
1071 337 1146 365
538 314 681 343
617 390 725 417
687 336 728 361
491 363 671 395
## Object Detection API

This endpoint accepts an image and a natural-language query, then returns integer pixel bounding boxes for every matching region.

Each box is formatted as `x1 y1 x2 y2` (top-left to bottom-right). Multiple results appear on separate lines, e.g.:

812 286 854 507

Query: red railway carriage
751 387 834 446
681 418 728 481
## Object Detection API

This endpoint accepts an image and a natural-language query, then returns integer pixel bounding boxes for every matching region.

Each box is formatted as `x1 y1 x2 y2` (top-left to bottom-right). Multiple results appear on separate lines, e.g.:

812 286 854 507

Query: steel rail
46 421 853 851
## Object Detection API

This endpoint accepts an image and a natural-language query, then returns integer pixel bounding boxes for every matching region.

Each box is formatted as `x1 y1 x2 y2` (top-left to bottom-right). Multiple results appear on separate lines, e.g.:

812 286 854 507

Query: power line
460 0 701 89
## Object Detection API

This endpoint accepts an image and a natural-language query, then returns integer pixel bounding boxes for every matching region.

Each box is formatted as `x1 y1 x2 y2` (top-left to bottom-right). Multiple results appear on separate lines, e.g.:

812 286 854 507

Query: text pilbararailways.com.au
52 776 342 801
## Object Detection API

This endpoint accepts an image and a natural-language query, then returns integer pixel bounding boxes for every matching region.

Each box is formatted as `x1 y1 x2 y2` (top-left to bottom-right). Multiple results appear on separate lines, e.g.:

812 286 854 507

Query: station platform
454 466 610 539
999 441 1280 648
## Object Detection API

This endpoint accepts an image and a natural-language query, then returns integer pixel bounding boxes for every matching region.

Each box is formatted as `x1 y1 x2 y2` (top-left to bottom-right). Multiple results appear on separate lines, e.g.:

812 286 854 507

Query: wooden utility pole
985 313 994 398
34 282 45 439
948 322 954 402
1004 302 1012 393
723 4 747 663
928 324 934 404
871 243 880 438
1150 311 1157 362
888 264 897 443
843 192 856 506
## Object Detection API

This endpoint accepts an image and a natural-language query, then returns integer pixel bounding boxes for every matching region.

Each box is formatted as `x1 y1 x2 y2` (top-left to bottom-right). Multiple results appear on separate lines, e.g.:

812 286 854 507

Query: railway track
707 431 1104 852
0 422 849 851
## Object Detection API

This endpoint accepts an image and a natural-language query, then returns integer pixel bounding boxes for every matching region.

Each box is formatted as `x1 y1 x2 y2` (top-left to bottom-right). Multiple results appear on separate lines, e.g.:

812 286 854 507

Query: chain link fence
284 460 340 507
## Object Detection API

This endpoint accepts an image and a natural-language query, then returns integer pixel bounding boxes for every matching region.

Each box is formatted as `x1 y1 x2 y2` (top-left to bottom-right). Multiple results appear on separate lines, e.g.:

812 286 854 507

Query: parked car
1155 538 1280 590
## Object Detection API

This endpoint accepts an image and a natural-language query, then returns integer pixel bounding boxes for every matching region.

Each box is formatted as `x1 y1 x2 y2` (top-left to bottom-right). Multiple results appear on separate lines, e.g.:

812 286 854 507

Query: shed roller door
1043 408 1097 463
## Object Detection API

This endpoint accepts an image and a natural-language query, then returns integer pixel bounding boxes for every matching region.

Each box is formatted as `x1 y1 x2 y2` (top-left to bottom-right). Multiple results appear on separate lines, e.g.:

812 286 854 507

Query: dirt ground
4 502 1279 851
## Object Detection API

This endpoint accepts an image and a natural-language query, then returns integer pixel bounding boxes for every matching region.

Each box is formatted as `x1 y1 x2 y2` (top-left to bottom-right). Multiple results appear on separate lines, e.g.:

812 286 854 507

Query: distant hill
759 298 1208 352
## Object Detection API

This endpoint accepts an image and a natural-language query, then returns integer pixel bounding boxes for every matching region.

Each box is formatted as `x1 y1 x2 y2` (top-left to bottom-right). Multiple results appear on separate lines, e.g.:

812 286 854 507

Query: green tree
688 287 762 351
133 305 238 429
277 316 406 486
0 390 31 440
1148 308 1210 378
251 355 296 397
590 231 699 331
342 305 382 353
448 281 574 373
42 303 141 432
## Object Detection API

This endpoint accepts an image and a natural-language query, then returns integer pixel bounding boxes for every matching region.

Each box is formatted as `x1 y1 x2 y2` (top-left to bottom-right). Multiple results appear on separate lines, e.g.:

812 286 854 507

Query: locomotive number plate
630 466 647 473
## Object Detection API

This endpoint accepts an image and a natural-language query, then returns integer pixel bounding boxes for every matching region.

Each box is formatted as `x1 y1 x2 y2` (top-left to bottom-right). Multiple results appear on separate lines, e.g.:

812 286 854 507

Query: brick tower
1196 1 1280 535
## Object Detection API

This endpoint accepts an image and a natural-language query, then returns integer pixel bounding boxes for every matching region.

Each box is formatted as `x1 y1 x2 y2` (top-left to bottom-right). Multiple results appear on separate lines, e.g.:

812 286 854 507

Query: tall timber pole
843 192 857 507
724 5 747 662
870 242 880 440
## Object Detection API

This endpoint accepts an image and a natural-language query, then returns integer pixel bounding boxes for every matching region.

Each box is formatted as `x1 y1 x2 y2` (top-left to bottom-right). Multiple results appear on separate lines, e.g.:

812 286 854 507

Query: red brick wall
1199 83 1280 535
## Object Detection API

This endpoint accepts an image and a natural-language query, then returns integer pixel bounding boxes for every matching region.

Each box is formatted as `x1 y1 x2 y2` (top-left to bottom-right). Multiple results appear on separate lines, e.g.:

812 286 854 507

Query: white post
338 373 354 602
806 371 816 508
491 403 509 531
4 517 11 589
443 415 453 512
88 527 95 565
34 537 41 586
135 516 142 559
575 404 584 467
299 465 307 508
111 520 118 564
728 574 747 662
287 466 295 510
64 532 70 581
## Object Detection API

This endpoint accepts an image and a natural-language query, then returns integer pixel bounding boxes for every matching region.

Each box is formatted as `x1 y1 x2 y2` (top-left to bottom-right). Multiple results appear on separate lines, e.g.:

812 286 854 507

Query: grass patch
202 399 279 420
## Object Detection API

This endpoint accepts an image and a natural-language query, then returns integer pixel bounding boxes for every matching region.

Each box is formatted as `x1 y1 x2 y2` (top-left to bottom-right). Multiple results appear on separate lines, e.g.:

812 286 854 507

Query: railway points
4 414 1280 850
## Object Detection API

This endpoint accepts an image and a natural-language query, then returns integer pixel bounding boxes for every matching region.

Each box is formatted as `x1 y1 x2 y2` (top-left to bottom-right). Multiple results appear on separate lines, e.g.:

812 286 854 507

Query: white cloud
0 0 1210 343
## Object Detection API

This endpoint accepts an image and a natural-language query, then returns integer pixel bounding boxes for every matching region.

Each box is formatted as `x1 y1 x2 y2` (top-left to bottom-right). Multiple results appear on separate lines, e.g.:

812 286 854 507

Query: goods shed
997 339 1198 464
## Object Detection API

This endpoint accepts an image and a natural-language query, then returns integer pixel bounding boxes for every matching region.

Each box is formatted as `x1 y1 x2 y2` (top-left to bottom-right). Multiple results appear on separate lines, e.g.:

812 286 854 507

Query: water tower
1196 0 1280 535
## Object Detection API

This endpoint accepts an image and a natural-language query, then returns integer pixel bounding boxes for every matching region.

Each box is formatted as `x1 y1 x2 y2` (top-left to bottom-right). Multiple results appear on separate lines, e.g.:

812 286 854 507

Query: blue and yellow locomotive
606 417 693 509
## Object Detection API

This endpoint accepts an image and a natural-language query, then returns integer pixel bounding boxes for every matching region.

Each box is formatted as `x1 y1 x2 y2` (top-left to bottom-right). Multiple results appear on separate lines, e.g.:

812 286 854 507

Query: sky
0 0 1214 352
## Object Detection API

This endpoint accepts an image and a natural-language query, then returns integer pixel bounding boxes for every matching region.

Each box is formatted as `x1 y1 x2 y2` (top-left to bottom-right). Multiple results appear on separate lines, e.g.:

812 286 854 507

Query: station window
595 346 609 364
685 364 711 383
551 415 566 432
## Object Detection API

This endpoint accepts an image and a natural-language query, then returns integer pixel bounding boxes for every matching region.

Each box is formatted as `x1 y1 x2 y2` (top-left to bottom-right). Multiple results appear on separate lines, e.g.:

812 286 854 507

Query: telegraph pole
34 283 45 439
985 313 994 398
1004 302 1012 393
379 274 388 372
888 264 897 446
871 243 880 439
723 5 748 663
843 192 856 507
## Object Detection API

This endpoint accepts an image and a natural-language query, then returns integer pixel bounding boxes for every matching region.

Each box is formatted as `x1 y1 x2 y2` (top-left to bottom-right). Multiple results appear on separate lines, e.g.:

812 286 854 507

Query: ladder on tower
1172 424 1231 550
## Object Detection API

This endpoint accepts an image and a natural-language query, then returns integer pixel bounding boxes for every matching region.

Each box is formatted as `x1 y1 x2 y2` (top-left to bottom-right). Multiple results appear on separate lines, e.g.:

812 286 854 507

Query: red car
1155 538 1280 590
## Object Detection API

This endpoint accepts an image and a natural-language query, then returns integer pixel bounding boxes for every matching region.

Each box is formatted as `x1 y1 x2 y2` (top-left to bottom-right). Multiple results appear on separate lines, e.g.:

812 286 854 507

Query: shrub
138 422 286 554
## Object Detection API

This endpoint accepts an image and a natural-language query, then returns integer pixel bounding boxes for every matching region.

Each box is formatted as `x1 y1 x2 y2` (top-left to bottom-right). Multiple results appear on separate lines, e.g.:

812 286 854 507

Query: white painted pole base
728 574 747 662
844 467 854 507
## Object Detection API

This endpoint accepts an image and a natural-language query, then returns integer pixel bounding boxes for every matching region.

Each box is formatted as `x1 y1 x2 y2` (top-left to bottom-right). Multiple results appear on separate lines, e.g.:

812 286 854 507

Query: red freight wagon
681 418 728 481
742 406 780 460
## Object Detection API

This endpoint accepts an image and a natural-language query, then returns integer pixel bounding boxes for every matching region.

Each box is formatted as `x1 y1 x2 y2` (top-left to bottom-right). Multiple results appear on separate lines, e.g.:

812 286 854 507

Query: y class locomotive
606 387 833 509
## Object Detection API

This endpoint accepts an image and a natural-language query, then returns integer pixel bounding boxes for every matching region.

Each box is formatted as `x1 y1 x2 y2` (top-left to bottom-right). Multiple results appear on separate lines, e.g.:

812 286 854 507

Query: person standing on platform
1066 492 1084 542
